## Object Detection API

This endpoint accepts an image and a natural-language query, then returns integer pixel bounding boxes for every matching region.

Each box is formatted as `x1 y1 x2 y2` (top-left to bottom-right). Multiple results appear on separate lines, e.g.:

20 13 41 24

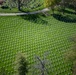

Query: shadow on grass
52 14 76 23
20 14 48 25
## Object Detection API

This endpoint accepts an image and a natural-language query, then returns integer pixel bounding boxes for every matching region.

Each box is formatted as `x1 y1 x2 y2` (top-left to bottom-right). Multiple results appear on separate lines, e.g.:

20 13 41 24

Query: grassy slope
0 13 76 75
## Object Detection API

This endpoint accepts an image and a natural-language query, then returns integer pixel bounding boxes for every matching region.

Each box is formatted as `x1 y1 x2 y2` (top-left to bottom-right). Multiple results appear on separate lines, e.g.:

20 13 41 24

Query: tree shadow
52 14 76 23
20 14 48 25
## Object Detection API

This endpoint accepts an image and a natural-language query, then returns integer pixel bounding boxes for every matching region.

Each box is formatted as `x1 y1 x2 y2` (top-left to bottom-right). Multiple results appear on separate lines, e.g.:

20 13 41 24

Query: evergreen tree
15 52 28 75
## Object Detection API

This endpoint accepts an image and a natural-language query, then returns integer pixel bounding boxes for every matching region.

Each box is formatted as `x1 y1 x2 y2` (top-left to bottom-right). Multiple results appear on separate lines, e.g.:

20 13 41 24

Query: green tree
17 0 30 11
44 0 61 14
44 0 51 8
15 52 28 75
65 36 76 75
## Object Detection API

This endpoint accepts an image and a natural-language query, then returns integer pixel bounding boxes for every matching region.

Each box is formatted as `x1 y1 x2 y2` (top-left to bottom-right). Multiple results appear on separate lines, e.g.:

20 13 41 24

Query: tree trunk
18 0 21 11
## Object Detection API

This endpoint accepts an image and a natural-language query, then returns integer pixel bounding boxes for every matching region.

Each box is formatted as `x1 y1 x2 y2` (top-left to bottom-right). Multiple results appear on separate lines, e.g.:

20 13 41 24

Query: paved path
0 8 50 16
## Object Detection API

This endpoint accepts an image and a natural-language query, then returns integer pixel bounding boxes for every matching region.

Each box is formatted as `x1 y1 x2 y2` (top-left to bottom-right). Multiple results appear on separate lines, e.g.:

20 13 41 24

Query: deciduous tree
44 0 61 14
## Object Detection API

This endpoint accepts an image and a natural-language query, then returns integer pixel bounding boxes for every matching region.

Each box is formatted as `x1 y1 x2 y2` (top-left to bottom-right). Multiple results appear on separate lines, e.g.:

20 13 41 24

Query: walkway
0 8 50 16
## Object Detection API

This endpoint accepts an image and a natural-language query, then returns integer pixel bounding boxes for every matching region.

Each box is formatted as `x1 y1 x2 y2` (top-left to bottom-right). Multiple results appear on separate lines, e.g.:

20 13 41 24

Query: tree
15 52 28 75
44 0 61 14
65 36 76 75
17 0 21 11
17 0 30 11
31 51 52 75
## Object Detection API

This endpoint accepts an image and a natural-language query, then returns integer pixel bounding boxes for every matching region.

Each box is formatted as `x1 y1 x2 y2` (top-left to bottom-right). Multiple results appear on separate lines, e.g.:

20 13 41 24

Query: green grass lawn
0 12 76 75
0 8 21 13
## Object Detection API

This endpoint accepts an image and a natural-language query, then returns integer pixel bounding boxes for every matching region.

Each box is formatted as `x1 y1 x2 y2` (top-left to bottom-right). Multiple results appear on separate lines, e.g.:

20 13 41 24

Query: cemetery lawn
0 13 76 75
